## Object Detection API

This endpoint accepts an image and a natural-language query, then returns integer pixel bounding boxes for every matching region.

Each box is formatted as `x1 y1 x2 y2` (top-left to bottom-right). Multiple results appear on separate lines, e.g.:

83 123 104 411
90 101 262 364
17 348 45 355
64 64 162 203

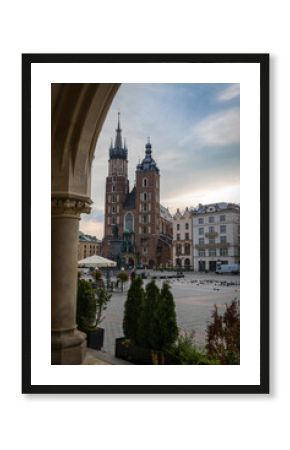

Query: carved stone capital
52 196 92 219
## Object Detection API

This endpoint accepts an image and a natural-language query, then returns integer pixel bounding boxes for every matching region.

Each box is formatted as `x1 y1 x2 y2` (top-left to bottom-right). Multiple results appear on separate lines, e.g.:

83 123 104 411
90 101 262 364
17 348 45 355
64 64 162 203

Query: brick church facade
102 114 173 269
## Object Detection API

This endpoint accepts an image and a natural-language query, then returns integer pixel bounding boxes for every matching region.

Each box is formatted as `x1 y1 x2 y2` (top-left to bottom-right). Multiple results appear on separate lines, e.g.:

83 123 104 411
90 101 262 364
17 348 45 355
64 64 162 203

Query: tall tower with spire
102 115 173 269
135 138 161 266
102 113 130 257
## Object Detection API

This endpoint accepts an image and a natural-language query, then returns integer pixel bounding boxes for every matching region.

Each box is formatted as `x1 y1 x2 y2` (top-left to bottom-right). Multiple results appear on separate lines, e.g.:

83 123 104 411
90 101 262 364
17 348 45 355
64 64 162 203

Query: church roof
123 186 136 209
136 138 159 173
109 113 128 160
160 204 173 222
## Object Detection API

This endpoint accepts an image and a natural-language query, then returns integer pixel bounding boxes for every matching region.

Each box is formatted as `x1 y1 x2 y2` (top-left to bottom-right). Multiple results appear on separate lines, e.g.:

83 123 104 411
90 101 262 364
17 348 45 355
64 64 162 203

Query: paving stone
101 272 240 356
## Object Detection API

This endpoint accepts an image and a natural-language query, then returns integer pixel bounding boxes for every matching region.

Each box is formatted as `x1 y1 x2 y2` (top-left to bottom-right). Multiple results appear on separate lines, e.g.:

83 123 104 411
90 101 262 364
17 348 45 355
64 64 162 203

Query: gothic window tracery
124 212 134 232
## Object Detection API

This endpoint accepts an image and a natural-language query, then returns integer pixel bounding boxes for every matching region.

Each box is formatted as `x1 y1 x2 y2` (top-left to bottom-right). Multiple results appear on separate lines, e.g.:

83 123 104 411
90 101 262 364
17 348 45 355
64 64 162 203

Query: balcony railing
195 242 230 249
205 232 218 238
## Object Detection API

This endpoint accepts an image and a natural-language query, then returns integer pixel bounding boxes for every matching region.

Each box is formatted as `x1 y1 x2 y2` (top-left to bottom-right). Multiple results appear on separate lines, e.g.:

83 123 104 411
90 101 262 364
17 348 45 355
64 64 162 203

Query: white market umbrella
78 255 117 268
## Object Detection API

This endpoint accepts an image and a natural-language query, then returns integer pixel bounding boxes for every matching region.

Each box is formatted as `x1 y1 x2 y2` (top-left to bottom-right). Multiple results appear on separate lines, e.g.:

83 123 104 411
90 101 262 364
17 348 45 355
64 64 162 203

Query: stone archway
51 83 120 364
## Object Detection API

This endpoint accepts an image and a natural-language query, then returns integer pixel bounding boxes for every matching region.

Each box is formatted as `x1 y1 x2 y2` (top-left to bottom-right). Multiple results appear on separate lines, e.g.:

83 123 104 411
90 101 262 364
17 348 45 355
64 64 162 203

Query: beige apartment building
78 232 102 261
172 207 193 269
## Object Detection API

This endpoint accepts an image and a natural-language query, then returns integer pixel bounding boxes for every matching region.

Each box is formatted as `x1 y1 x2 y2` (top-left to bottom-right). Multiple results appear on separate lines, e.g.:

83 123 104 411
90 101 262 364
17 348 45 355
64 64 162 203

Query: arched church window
143 178 148 187
143 192 147 201
124 212 134 232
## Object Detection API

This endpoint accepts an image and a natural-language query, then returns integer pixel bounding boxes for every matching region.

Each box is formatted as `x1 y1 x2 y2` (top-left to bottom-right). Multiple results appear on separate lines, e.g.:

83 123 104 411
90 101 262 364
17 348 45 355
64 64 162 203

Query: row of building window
198 215 226 224
176 243 191 256
176 233 190 241
176 232 227 241
199 236 227 244
176 223 189 230
198 248 228 257
110 189 157 202
83 244 98 250
199 225 226 234
176 219 227 233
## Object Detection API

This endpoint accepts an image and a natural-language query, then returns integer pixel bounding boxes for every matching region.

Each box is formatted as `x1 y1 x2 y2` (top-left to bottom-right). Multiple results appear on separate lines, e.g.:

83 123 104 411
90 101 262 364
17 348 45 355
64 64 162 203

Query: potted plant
167 331 220 365
115 279 179 364
94 269 104 288
76 279 111 350
206 299 240 364
116 270 129 292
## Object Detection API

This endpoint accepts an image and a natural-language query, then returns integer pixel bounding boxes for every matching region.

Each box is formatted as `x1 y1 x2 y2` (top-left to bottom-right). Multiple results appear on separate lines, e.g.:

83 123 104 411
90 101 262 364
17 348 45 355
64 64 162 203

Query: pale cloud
80 221 104 239
216 84 240 102
80 208 104 239
189 107 240 147
163 183 240 213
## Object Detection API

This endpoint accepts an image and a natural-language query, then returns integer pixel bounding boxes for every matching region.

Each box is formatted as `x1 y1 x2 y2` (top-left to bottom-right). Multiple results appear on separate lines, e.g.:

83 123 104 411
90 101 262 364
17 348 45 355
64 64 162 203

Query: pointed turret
109 113 127 160
114 112 123 149
136 137 159 172
145 136 152 156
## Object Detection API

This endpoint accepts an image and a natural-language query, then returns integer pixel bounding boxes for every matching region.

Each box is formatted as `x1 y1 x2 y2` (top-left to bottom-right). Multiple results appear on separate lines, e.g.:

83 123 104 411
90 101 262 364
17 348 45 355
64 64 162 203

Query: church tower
135 138 160 267
103 113 129 257
102 117 172 269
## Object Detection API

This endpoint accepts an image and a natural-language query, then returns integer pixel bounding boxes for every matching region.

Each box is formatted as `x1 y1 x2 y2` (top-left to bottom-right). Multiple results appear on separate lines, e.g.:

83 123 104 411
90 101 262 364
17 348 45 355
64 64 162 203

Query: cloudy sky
80 83 240 238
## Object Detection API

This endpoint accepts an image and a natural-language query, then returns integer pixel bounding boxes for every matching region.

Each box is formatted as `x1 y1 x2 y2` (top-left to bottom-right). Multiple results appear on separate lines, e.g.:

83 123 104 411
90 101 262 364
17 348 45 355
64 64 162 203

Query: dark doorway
198 260 206 272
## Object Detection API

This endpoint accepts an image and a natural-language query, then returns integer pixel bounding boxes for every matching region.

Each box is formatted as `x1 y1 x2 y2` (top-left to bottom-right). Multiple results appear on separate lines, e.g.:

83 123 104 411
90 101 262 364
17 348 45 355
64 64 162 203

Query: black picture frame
22 53 269 394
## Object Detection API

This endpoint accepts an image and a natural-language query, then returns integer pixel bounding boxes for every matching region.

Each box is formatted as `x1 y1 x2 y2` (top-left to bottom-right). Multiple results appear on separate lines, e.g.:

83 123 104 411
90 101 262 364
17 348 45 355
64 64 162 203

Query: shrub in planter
115 338 155 365
94 270 102 281
77 279 97 330
168 331 220 365
76 279 111 350
94 269 105 288
117 270 129 292
95 287 112 326
123 276 145 344
154 282 178 351
137 280 160 349
206 299 240 364
117 280 180 364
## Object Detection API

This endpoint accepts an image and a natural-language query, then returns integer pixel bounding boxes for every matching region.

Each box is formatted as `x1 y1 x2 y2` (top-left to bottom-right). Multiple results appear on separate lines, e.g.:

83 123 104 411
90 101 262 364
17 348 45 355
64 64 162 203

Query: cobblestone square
102 271 240 356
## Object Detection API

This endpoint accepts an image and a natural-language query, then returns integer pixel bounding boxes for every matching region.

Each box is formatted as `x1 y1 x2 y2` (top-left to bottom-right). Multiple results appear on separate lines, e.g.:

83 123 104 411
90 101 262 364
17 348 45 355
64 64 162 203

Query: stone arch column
51 83 120 364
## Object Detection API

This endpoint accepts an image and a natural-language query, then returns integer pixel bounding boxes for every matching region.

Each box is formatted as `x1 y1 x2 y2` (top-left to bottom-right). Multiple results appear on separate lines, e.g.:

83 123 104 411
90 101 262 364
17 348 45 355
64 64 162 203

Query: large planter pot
84 327 104 350
115 337 179 365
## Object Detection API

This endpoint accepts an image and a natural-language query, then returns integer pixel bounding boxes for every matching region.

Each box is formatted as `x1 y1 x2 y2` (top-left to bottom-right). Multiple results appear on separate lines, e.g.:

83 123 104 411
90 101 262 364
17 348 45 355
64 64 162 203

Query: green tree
155 283 178 350
117 271 129 292
123 277 145 343
138 280 160 349
95 288 112 326
206 299 240 364
76 279 97 330
77 280 112 331
94 270 102 281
